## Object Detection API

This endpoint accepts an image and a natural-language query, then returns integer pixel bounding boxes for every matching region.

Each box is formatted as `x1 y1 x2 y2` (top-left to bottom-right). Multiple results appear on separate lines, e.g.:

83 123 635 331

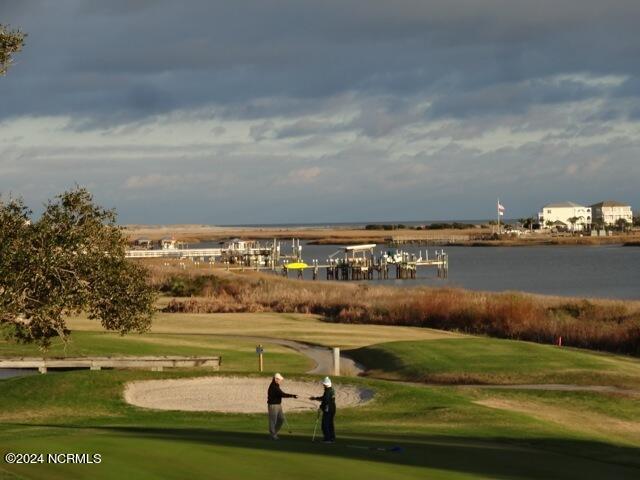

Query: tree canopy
0 24 25 75
0 188 156 348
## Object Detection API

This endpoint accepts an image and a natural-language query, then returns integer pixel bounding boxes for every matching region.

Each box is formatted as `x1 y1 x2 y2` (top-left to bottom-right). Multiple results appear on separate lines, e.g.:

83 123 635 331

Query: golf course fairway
1 312 639 479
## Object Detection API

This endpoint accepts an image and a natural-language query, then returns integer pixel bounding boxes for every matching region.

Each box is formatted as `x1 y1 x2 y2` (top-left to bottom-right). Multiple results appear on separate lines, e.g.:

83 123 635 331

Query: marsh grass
147 265 640 356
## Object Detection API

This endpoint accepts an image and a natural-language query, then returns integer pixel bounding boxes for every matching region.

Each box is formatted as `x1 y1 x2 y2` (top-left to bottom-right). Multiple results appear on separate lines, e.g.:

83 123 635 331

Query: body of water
285 243 640 300
187 240 640 299
0 369 38 380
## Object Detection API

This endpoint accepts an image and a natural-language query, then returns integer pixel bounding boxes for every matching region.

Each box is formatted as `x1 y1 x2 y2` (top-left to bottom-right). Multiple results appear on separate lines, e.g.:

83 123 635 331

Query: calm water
185 240 640 299
280 243 640 300
0 369 38 380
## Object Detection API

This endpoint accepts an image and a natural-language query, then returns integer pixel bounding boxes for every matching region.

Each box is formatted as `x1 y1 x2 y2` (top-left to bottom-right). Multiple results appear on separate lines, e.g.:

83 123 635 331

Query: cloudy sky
1 1 639 224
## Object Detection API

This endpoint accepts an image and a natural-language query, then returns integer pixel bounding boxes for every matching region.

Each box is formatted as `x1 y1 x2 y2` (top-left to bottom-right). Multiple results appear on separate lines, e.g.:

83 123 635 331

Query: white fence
125 248 223 259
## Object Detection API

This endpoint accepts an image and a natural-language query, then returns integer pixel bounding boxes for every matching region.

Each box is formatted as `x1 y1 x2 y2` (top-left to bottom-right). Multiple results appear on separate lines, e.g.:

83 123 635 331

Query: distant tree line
364 224 409 231
364 223 475 231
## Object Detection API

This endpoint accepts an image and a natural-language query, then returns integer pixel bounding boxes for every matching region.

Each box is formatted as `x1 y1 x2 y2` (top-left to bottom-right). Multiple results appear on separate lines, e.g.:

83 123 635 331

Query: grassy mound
349 338 640 387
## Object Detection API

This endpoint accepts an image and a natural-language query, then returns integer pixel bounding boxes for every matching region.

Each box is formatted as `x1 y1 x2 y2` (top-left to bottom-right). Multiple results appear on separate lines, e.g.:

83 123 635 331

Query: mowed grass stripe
66 312 463 348
349 338 640 387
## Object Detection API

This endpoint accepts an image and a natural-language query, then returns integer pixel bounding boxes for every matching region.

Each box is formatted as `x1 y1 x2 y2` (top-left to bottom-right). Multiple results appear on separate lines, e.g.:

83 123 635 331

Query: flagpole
497 198 501 234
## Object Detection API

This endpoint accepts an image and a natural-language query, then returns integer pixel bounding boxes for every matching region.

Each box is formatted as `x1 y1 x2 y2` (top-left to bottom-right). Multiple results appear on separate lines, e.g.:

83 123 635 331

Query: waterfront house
590 201 633 227
538 202 592 232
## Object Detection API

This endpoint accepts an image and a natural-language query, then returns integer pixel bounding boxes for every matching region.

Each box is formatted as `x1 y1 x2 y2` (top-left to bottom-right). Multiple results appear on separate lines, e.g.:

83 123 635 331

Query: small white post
332 347 340 376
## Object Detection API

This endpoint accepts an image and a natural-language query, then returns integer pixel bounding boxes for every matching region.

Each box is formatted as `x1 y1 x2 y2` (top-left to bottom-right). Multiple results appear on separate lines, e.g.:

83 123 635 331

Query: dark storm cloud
1 0 640 125
428 77 607 119
2 0 640 223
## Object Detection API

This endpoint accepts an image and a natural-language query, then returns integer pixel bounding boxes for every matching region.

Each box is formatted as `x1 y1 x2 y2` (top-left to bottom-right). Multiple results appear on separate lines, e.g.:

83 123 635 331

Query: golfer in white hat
267 373 298 440
310 377 336 443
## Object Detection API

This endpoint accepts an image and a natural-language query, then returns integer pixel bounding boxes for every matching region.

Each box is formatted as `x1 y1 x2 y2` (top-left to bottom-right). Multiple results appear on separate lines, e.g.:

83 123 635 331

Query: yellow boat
284 262 308 270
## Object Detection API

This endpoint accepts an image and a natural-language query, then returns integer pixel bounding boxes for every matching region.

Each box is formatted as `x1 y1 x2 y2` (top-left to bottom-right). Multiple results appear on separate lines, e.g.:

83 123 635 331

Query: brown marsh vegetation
146 262 640 357
124 223 640 246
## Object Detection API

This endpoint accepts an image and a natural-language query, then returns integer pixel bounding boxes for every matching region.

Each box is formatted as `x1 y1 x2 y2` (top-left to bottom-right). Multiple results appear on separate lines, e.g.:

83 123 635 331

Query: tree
0 188 156 348
0 24 25 76
615 218 630 232
567 216 583 233
592 218 605 231
518 217 536 229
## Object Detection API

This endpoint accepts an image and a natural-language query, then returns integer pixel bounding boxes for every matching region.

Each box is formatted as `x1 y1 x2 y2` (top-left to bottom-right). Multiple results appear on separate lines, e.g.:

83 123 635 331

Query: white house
538 202 592 232
590 201 633 227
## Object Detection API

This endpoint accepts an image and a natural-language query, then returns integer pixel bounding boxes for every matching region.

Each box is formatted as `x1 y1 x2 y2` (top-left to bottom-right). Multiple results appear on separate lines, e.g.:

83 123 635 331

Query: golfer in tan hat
267 373 298 440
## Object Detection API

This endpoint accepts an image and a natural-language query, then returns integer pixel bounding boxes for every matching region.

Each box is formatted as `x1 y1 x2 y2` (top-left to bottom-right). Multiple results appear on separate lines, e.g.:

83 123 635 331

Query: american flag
497 201 505 216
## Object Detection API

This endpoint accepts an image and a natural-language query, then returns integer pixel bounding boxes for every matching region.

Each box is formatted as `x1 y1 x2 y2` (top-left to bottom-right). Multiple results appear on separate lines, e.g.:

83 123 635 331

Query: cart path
178 334 640 395
211 334 365 376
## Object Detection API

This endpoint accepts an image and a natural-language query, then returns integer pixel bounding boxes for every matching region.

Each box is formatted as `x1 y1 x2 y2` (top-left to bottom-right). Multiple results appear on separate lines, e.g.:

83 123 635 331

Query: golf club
311 408 321 442
282 411 293 434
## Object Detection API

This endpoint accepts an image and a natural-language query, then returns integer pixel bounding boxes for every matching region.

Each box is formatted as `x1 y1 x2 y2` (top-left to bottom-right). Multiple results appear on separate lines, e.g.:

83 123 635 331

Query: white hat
322 376 332 387
274 373 284 380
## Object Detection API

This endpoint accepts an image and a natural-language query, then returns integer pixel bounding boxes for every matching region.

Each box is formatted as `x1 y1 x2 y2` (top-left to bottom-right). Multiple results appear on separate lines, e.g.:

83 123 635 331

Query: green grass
2 315 640 479
465 388 640 445
1 370 640 480
0 331 311 373
348 337 640 387
66 311 461 349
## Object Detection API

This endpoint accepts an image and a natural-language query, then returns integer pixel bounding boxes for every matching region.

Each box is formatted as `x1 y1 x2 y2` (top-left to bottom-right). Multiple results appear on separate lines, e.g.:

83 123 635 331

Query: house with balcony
538 202 592 232
590 201 633 228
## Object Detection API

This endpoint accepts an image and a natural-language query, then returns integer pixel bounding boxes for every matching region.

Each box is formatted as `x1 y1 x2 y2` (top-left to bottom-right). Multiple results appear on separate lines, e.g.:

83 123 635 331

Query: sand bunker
123 376 374 413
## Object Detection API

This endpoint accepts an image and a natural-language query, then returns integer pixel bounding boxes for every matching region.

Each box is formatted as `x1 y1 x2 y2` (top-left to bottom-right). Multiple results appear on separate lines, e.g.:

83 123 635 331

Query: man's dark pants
321 410 335 441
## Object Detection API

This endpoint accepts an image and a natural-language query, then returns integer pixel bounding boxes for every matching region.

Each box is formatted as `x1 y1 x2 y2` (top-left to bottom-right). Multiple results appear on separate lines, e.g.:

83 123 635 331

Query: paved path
212 336 640 396
7 332 634 398
212 335 365 376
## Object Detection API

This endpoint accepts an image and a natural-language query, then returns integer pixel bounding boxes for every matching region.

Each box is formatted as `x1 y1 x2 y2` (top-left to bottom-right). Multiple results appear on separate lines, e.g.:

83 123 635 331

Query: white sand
123 376 374 413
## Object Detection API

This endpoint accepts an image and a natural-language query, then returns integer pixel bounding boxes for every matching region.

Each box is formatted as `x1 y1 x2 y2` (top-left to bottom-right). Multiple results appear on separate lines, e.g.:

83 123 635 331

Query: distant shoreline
123 224 640 247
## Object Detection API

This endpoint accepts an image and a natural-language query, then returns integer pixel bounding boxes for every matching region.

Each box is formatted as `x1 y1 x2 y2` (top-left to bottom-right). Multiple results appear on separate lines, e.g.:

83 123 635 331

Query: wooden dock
126 238 449 282
126 238 299 269
0 355 221 373
285 244 449 281
389 235 470 245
